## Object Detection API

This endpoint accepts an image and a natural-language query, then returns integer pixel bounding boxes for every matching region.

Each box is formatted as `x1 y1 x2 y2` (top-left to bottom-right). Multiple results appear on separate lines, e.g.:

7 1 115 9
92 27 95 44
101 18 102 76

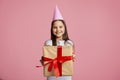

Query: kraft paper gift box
42 46 73 77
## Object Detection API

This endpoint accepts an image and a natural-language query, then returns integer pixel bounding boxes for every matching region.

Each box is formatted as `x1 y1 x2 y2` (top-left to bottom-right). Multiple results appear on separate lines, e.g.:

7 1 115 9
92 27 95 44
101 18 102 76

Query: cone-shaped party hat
53 5 64 20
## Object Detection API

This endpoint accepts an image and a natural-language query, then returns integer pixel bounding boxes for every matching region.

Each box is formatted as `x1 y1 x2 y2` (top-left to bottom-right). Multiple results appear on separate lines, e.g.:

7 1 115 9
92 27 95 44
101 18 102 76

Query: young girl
42 6 75 80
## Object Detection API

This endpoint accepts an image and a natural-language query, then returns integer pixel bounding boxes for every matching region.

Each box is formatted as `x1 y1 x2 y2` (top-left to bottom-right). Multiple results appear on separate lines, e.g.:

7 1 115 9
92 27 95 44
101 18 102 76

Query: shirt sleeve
44 40 52 46
65 40 74 46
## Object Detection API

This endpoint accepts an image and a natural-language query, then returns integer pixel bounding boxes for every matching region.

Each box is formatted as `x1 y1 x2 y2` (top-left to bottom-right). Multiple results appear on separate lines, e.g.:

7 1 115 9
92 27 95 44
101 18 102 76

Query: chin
56 36 61 38
56 36 62 38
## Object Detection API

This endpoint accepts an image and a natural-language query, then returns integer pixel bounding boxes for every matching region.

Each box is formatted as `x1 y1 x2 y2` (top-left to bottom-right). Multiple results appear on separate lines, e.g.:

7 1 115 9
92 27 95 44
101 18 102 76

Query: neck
56 37 63 41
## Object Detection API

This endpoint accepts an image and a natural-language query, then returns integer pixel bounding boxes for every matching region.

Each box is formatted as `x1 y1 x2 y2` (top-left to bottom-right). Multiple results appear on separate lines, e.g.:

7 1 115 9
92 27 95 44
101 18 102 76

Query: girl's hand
73 54 76 62
40 56 44 65
40 59 44 65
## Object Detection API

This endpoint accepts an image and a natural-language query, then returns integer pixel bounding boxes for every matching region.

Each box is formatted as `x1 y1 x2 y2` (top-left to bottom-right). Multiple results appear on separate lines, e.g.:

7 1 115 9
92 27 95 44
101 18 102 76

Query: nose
56 27 60 31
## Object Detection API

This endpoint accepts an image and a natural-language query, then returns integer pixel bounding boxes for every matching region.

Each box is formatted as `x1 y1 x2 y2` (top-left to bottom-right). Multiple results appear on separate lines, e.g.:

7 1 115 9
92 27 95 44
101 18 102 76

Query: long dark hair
51 20 69 46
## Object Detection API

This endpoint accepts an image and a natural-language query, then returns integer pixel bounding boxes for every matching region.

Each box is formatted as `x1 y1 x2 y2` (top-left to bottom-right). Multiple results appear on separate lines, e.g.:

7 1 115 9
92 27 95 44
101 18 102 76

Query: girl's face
52 21 65 39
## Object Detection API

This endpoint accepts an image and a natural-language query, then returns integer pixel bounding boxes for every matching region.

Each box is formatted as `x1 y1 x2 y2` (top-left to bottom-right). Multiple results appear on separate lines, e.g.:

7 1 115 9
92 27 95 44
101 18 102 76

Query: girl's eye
59 26 63 28
53 26 57 29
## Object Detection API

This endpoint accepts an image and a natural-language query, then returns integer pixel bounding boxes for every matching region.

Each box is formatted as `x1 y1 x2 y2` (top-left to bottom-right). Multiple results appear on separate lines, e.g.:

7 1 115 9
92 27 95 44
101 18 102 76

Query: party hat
53 5 64 20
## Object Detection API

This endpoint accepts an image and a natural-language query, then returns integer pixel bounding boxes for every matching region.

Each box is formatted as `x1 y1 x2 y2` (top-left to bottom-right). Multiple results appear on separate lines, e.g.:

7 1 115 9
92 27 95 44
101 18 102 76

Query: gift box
42 46 73 77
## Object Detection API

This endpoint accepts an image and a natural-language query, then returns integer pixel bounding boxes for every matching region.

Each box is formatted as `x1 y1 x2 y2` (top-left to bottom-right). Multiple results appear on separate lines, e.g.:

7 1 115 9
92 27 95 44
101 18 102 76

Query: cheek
62 28 65 33
52 29 56 33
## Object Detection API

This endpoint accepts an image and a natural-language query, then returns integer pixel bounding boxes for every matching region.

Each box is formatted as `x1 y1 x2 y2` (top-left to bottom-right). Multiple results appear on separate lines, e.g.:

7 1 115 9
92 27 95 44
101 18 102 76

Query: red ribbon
36 46 73 77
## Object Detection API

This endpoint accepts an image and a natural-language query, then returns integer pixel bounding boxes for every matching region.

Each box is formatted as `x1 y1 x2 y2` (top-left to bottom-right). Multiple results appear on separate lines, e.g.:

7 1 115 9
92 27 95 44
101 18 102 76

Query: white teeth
56 32 61 34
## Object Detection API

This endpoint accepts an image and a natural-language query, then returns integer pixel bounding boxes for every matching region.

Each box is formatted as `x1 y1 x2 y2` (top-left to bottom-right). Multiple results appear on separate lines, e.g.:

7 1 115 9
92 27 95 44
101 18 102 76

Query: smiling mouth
56 32 62 34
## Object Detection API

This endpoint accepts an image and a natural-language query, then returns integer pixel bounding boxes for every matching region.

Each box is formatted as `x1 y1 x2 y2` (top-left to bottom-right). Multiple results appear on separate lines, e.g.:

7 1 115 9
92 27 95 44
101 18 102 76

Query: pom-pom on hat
53 5 64 20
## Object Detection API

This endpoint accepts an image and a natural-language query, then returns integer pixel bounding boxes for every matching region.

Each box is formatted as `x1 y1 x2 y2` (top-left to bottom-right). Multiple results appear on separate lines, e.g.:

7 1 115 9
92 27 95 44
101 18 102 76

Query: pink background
0 0 120 80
